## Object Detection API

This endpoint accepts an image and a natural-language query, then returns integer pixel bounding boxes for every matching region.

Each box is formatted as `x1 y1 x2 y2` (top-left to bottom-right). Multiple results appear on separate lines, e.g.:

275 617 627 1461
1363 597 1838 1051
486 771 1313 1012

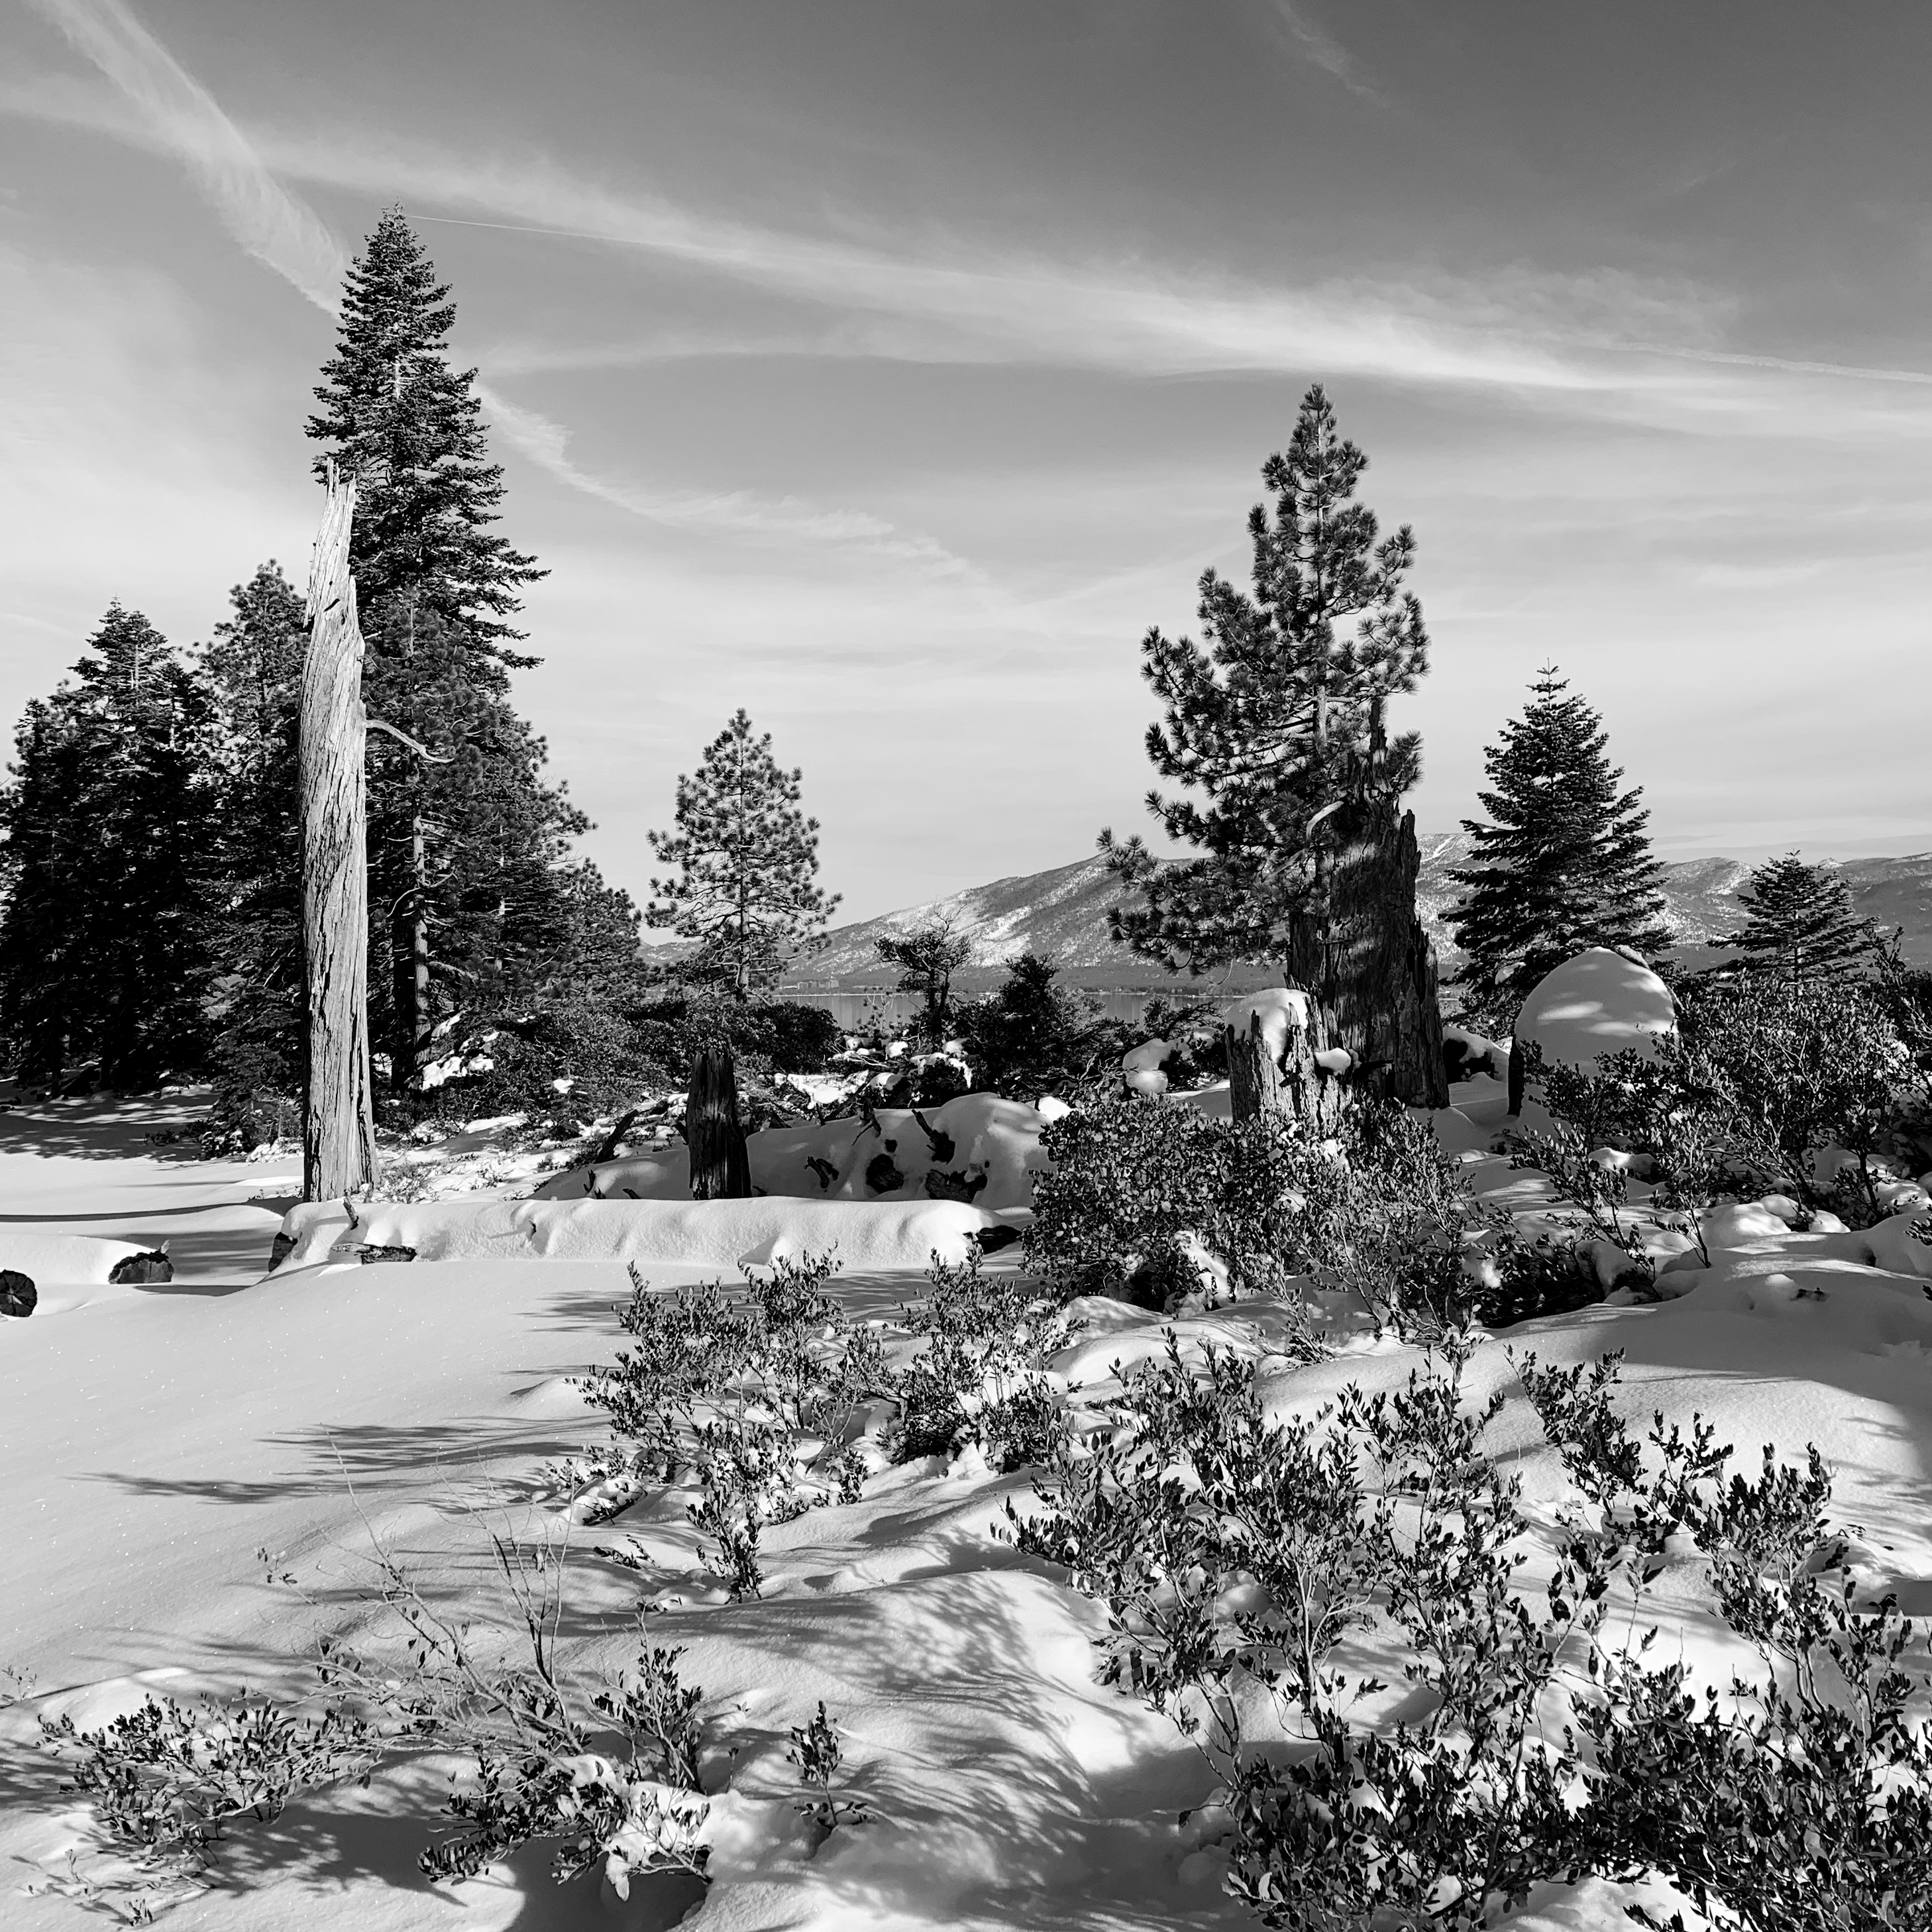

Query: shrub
429 997 664 1124
1026 1095 1474 1331
1010 1335 1932 1931
41 1695 378 1890
887 1250 1080 1472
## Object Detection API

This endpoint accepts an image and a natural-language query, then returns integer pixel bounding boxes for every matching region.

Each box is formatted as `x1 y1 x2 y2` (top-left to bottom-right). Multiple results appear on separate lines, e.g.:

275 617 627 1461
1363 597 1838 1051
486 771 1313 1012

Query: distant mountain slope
786 839 1932 986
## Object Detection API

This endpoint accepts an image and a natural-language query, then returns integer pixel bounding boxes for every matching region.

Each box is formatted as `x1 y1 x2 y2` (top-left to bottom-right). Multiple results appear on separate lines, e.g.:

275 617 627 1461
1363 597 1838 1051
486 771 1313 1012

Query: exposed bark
299 469 378 1202
1287 803 1448 1108
1225 1006 1350 1136
687 1041 752 1200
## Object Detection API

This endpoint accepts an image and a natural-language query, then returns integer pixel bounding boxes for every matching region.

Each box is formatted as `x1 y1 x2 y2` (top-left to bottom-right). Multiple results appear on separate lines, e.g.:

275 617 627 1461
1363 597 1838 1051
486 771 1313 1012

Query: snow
274 1193 1003 1273
1222 987 1309 1061
4 1085 1930 1930
532 1091 1048 1214
1513 946 1676 1073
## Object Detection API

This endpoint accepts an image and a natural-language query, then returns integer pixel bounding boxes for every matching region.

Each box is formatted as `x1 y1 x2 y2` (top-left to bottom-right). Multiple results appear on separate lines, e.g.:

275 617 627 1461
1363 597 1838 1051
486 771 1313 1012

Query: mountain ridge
770 839 1932 985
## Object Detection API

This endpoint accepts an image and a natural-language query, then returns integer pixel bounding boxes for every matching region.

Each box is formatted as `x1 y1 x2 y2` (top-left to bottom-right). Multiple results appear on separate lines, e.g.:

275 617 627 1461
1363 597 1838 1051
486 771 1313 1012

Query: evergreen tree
1446 667 1670 1028
305 211 636 1096
875 919 974 1048
1715 854 1884 985
199 564 308 1140
307 207 542 664
1101 384 1446 1103
647 711 839 1000
0 604 217 1089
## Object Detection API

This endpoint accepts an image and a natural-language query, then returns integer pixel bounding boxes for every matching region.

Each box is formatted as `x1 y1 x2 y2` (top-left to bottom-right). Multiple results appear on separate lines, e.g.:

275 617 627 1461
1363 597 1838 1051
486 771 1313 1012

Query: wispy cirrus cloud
3 56 1688 399
19 0 346 305
1258 0 1389 107
7 2 970 565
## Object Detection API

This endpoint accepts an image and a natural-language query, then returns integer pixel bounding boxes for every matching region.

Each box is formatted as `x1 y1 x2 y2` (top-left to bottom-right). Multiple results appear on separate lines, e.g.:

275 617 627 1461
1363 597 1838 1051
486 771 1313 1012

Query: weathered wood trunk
1287 802 1448 1108
687 1041 753 1200
299 470 378 1203
1225 1006 1350 1136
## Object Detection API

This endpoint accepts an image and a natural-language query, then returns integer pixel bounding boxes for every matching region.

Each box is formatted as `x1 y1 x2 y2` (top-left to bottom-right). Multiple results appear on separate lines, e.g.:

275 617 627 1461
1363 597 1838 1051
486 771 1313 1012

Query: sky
3 0 1931 926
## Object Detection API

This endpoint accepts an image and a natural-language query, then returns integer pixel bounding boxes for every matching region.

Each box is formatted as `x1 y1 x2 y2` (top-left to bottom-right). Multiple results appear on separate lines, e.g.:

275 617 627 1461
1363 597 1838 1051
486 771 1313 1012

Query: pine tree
647 710 839 1000
1716 854 1884 985
876 919 974 1048
0 604 217 1089
307 208 542 664
1446 667 1670 1028
1101 384 1446 1104
200 564 308 1139
305 211 636 1095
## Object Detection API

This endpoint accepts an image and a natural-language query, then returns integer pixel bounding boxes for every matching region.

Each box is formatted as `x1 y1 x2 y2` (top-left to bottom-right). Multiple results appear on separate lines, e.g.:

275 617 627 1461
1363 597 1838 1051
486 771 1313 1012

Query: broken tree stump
687 1041 753 1200
1224 999 1350 1136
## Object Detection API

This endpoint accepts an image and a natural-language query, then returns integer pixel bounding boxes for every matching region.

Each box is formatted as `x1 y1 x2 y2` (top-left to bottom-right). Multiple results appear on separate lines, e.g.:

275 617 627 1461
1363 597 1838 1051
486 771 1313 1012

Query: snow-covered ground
3 1069 1930 1930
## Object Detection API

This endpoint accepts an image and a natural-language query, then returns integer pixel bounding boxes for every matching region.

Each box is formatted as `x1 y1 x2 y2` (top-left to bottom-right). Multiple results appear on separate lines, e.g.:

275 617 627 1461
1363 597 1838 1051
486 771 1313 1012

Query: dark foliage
1447 667 1669 1032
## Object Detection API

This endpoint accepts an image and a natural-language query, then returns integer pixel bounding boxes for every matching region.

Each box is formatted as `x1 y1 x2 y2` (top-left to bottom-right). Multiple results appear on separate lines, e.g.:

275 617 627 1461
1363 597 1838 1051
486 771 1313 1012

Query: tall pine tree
307 208 541 663
1102 384 1446 1104
1715 854 1884 985
200 564 308 1138
1446 667 1670 1028
305 210 637 1094
647 710 839 1000
0 605 217 1089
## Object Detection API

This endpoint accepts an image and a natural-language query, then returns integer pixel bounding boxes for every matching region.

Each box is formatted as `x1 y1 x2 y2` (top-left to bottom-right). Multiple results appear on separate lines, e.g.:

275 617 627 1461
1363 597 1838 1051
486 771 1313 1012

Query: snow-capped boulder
1510 947 1676 1116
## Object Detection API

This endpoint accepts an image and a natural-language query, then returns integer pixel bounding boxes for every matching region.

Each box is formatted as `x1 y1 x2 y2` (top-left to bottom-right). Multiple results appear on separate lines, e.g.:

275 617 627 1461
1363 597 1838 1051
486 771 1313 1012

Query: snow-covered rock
1511 947 1676 1116
537 1091 1049 1212
0 1230 158 1287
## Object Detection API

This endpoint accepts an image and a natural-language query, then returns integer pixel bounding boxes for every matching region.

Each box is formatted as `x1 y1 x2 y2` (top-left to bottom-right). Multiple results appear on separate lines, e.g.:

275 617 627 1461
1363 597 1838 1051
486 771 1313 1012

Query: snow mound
1513 947 1676 1116
537 1090 1047 1212
273 1193 1000 1273
0 1229 157 1287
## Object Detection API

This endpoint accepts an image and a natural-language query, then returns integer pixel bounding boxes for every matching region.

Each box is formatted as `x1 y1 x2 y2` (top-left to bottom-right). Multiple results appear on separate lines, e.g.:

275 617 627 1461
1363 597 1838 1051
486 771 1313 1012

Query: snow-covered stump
1224 991 1349 1134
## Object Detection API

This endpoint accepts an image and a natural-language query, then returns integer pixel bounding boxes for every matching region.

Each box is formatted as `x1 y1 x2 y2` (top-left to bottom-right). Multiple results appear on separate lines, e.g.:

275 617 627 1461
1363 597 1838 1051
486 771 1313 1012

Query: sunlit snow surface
3 1081 1929 1930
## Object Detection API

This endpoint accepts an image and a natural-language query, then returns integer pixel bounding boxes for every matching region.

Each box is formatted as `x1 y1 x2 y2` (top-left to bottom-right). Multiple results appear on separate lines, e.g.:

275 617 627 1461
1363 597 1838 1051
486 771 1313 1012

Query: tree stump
687 1041 753 1200
299 467 377 1203
1224 1004 1350 1136
1285 802 1448 1109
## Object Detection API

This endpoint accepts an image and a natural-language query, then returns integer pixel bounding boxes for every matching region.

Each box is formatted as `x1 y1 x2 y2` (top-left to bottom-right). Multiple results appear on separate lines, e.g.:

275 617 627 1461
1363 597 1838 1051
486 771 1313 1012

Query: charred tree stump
687 1041 753 1200
299 468 378 1203
1286 803 1448 1109
1225 1004 1350 1136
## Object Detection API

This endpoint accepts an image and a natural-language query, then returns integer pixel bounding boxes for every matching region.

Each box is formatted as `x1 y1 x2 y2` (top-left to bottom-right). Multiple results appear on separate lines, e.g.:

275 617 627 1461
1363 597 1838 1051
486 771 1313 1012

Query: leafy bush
1027 1095 1476 1330
887 1250 1081 1472
573 1252 888 1585
41 1695 378 1890
1008 1335 1932 1931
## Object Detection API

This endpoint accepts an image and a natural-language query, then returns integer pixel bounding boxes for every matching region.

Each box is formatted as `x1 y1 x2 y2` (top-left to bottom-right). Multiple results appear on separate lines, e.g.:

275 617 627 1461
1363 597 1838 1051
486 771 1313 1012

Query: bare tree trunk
687 1041 752 1199
1287 802 1448 1108
300 469 377 1202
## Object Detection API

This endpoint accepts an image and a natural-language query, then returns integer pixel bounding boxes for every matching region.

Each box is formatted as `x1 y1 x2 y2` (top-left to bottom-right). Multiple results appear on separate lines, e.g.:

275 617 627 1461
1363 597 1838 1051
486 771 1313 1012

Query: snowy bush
886 1248 1080 1472
41 1695 378 1892
1009 1335 1932 1931
574 1252 889 1576
1027 1095 1474 1330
